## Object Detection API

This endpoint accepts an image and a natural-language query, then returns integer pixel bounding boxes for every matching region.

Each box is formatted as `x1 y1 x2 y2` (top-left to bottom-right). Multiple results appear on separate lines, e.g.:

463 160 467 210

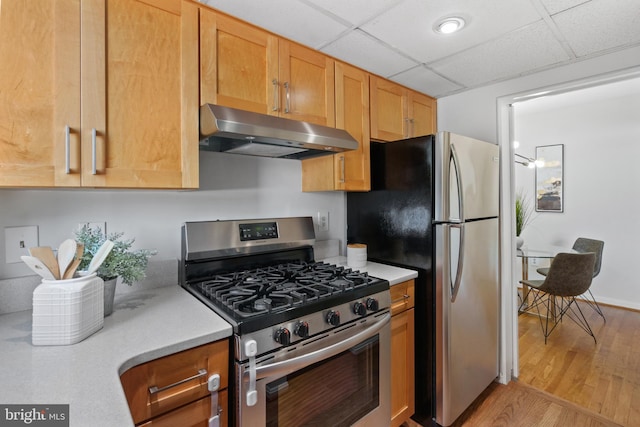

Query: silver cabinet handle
272 79 279 111
391 294 410 304
339 156 345 183
284 81 290 113
65 125 71 174
404 118 410 138
148 368 208 395
91 128 97 175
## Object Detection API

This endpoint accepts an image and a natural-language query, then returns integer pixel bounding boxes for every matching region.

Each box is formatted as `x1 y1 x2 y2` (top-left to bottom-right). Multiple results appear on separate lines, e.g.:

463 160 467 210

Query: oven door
236 311 391 427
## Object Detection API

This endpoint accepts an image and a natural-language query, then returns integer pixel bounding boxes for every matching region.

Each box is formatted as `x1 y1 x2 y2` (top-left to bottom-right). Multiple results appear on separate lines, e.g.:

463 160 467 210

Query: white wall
0 151 346 279
514 77 640 309
438 46 640 143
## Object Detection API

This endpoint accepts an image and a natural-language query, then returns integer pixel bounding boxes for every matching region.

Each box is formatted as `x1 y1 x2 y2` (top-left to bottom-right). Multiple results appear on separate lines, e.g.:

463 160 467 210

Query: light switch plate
5 225 39 263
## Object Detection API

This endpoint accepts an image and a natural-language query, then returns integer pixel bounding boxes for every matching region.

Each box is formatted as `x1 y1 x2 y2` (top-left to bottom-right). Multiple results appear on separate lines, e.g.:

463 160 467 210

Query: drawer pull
148 368 208 395
392 294 410 304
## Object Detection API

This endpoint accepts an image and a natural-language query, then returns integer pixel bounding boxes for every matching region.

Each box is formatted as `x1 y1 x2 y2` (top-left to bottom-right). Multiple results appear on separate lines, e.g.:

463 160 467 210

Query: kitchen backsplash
0 240 341 315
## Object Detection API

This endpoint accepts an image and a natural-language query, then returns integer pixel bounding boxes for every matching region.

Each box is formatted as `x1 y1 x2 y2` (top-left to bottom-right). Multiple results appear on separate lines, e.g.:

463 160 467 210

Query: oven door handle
254 313 390 381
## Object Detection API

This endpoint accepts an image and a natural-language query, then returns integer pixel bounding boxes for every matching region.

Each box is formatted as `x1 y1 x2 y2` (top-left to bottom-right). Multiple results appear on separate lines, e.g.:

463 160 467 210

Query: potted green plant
515 189 534 248
75 225 157 316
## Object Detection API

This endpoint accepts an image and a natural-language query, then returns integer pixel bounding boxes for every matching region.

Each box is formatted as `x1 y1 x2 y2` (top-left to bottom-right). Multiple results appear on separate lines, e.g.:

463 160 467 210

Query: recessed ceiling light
434 17 466 34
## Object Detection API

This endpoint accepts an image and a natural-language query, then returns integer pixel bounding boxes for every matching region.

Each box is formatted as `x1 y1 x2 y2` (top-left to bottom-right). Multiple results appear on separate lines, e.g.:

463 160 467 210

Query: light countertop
0 285 232 427
322 256 418 285
0 259 416 426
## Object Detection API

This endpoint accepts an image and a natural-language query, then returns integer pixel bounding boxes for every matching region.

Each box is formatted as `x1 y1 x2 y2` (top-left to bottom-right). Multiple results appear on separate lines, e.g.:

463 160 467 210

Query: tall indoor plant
75 225 157 316
515 189 533 248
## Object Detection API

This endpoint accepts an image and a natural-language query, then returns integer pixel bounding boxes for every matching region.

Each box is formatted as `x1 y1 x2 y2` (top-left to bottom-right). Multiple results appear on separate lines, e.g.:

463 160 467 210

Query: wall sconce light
515 153 544 168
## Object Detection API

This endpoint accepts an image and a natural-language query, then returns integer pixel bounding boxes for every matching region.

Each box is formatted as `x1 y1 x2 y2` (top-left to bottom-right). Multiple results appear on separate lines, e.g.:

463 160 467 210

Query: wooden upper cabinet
0 0 81 187
370 76 407 141
302 62 369 192
408 91 437 138
81 0 199 188
0 0 199 189
370 75 437 141
200 9 278 115
278 40 335 127
199 9 334 127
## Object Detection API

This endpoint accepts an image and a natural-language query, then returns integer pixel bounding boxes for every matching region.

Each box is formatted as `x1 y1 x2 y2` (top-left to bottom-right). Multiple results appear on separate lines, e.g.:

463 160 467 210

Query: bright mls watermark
0 405 68 426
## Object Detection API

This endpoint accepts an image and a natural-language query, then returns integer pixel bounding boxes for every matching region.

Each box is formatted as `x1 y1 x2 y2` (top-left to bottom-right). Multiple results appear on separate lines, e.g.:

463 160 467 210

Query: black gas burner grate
193 261 375 319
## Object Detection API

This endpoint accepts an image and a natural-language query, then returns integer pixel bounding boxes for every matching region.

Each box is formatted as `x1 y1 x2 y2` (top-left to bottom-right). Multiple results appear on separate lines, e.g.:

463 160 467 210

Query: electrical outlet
317 211 329 232
530 257 538 266
78 222 106 235
5 225 39 263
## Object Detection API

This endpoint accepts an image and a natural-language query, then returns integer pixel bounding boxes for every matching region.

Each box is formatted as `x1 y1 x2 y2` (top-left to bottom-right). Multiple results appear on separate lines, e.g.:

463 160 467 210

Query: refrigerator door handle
450 143 465 222
449 222 465 303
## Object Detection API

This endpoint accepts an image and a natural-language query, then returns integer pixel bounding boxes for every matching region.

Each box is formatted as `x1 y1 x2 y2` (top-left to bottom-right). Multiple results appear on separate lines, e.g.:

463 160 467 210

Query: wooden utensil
57 239 77 279
62 242 84 279
28 246 60 280
20 255 57 280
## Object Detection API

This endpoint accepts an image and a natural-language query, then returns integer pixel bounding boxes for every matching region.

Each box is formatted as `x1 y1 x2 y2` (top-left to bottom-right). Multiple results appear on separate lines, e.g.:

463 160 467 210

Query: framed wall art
535 144 564 212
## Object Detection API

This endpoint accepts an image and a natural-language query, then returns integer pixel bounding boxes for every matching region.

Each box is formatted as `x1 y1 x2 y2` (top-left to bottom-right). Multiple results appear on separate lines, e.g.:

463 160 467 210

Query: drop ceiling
199 0 640 98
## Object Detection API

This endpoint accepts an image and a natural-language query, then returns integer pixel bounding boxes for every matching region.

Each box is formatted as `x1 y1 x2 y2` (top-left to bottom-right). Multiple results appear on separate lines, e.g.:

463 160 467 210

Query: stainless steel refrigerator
346 131 499 426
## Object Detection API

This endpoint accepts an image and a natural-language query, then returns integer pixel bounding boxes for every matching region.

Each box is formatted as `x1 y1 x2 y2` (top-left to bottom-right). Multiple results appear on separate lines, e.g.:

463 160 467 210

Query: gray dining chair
521 252 597 344
536 238 605 321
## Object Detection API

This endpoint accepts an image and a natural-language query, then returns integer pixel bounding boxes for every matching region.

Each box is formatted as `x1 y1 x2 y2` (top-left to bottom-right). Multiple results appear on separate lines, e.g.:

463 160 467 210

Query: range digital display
239 222 279 241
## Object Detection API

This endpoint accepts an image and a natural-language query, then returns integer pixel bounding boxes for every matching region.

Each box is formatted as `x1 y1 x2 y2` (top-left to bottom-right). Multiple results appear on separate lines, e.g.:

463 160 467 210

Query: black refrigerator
347 132 500 427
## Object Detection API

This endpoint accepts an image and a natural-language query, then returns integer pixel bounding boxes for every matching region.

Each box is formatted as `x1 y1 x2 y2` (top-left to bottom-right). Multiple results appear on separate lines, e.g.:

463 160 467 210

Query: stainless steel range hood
199 104 358 160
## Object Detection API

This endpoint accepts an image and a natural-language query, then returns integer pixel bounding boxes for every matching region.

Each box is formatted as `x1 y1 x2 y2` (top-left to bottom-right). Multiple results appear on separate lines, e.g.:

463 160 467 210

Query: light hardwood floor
404 301 639 426
518 302 640 426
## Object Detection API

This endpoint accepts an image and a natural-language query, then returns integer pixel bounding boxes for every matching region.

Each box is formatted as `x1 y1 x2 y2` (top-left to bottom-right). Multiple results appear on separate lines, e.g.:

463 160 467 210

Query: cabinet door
120 340 229 424
279 40 335 126
391 308 415 427
408 91 437 137
81 0 199 188
140 390 228 427
200 9 279 115
0 0 80 187
301 62 368 191
335 62 370 191
370 75 407 141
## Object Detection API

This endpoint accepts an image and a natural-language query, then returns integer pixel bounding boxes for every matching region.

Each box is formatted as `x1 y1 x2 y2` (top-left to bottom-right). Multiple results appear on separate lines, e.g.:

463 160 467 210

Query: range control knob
353 302 367 316
326 310 341 326
366 298 379 312
273 328 291 346
294 321 310 338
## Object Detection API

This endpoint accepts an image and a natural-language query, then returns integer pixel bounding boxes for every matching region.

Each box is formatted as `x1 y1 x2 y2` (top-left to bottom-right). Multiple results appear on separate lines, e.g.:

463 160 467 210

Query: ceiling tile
538 0 590 15
360 0 542 63
321 29 419 77
200 0 349 49
391 66 464 98
430 21 570 87
551 0 640 57
303 0 404 26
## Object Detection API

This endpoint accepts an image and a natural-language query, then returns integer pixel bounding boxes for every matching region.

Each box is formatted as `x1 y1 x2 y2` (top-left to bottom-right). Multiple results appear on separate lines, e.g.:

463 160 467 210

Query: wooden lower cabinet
121 339 229 426
390 280 415 427
139 390 228 427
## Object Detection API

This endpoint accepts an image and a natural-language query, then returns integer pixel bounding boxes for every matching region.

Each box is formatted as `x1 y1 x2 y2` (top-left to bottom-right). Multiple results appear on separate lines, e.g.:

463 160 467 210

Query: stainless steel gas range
179 217 391 427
